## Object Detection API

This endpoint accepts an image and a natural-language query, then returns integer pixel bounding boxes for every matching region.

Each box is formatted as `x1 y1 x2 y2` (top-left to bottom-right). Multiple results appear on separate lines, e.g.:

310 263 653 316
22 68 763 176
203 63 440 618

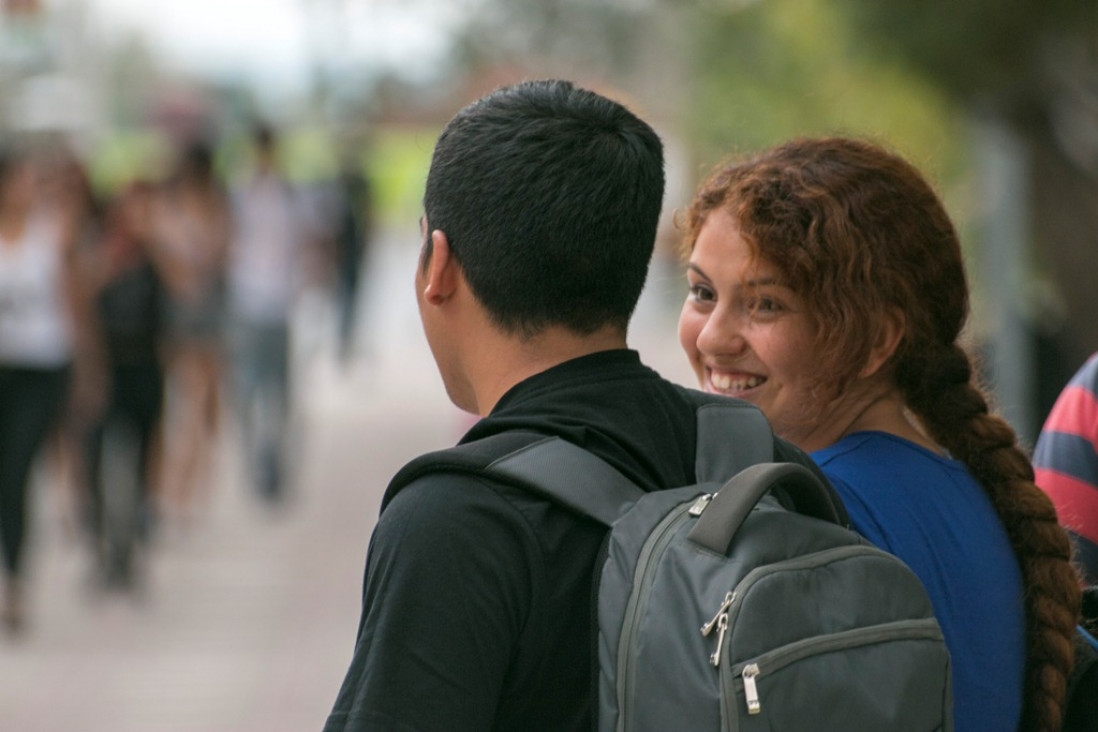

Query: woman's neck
839 386 940 453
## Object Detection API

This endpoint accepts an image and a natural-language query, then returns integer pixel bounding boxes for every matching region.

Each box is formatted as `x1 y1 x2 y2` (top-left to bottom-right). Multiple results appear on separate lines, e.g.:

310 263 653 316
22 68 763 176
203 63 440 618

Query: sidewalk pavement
0 337 459 732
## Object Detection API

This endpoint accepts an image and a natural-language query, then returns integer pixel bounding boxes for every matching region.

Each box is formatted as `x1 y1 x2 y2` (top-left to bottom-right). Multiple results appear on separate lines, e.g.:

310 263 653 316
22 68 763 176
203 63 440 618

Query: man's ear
422 229 460 305
861 307 906 378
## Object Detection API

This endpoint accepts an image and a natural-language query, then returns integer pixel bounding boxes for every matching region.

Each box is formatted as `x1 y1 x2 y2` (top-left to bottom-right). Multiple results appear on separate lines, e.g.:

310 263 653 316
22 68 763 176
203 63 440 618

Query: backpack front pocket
720 619 949 732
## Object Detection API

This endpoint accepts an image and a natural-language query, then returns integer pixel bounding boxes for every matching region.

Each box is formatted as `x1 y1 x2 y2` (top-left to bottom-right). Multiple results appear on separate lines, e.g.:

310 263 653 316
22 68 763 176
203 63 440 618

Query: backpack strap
485 398 779 527
383 429 644 526
382 430 551 513
383 394 804 532
485 437 644 526
694 400 774 482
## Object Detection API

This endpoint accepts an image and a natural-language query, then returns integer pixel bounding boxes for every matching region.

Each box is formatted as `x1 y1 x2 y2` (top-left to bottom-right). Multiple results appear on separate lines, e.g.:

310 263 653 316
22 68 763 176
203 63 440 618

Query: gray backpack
481 400 953 731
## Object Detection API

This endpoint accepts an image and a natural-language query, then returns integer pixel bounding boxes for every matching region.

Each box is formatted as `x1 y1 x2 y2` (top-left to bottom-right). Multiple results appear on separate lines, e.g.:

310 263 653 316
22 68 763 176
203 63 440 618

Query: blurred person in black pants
0 144 86 633
83 181 167 590
332 160 372 365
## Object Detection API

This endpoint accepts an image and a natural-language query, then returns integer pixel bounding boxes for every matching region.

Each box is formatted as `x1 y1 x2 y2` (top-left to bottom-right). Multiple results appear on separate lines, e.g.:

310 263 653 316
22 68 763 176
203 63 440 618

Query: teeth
710 373 761 392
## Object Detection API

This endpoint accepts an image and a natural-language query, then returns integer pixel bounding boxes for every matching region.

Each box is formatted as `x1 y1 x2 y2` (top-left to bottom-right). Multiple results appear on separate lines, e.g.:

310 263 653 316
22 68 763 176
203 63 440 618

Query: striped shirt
1034 353 1098 585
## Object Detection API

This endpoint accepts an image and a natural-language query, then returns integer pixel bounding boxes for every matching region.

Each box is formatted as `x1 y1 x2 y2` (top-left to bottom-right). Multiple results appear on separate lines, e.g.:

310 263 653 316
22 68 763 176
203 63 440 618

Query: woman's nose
697 309 748 358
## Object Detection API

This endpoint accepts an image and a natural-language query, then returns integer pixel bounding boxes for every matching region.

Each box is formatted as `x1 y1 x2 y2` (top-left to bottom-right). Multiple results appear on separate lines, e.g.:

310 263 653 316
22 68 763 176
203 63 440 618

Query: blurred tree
836 0 1098 434
686 0 964 179
443 0 643 75
430 0 968 211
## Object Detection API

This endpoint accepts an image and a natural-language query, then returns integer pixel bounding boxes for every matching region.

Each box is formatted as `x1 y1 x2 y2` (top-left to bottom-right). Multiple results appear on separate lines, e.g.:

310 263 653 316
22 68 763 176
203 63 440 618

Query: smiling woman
679 208 828 451
677 136 1082 732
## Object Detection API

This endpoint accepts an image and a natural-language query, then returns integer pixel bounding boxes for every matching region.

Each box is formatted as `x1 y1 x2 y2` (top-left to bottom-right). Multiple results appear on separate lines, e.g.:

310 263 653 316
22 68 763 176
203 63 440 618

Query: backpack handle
688 462 843 555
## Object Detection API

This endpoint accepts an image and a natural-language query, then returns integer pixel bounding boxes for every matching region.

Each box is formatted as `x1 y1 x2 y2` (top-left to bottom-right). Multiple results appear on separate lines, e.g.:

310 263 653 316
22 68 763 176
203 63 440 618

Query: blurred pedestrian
83 180 168 590
331 159 373 365
153 141 230 521
0 143 87 632
46 150 107 539
226 124 312 503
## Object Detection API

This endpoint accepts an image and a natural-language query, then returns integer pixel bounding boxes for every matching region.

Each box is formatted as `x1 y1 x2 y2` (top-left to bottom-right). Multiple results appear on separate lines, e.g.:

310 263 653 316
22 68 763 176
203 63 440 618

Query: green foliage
688 0 966 183
446 0 642 74
87 129 171 194
363 127 439 228
835 0 1091 100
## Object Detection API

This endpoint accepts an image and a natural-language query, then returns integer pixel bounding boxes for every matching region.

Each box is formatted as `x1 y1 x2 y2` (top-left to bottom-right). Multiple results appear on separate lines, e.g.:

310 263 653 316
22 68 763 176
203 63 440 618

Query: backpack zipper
688 493 712 516
724 618 944 717
701 590 736 666
741 664 761 714
616 502 696 732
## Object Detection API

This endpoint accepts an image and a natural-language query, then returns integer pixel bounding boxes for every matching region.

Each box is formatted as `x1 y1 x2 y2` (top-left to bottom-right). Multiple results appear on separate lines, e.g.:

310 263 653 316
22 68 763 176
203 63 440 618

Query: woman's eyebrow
686 263 711 280
686 263 788 290
743 277 782 287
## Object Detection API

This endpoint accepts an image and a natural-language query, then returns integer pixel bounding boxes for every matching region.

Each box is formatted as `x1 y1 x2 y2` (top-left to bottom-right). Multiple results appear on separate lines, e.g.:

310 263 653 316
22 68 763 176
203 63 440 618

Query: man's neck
470 325 628 416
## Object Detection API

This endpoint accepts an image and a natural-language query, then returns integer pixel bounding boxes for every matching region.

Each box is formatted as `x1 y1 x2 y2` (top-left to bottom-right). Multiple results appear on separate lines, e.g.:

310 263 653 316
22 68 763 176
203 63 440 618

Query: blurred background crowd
0 118 374 620
0 0 1096 729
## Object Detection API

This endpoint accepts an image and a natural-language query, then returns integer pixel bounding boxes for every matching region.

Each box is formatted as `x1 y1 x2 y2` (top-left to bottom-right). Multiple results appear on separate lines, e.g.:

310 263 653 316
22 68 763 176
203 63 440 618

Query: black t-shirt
98 255 165 366
324 349 812 731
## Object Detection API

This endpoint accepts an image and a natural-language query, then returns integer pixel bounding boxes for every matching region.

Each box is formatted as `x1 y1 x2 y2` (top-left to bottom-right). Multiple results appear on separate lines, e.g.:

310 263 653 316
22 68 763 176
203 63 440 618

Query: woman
152 141 230 519
0 145 85 632
678 137 1080 731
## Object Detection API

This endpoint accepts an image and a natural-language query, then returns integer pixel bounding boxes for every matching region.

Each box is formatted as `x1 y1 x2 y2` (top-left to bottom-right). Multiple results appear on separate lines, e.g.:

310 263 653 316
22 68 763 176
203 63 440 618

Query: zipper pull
700 591 735 635
742 663 761 715
708 614 728 667
688 493 713 516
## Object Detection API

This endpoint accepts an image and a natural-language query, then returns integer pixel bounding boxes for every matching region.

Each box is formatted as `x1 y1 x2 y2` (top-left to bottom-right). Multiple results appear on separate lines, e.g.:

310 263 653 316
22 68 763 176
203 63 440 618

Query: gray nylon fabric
694 402 773 482
601 491 951 731
487 437 644 526
725 630 951 731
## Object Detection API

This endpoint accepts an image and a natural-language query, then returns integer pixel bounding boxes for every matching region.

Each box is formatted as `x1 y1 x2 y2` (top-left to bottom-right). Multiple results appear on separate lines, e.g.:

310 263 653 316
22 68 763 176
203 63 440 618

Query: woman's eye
747 296 783 314
688 284 715 303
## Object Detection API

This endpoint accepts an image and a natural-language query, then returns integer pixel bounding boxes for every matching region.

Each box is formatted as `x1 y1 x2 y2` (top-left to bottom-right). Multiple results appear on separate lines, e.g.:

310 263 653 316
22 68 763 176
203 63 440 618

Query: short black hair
252 122 276 151
181 140 215 179
423 79 665 337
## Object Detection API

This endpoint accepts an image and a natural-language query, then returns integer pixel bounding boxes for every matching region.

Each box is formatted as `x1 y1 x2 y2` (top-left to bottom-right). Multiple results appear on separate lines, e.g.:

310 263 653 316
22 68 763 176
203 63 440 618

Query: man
325 79 817 731
226 124 314 502
1034 352 1098 586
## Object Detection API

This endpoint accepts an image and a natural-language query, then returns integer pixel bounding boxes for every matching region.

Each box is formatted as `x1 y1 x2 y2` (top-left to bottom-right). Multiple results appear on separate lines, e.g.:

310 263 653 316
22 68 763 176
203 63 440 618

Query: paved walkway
0 231 694 732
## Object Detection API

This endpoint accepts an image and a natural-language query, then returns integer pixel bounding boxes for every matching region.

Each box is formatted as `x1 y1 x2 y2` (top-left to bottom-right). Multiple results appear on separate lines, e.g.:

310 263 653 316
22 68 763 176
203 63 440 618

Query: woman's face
678 209 831 450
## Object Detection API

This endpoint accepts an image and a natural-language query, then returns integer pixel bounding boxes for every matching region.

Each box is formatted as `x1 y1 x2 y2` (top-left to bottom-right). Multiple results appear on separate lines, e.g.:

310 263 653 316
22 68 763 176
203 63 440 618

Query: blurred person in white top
226 124 316 503
0 143 88 633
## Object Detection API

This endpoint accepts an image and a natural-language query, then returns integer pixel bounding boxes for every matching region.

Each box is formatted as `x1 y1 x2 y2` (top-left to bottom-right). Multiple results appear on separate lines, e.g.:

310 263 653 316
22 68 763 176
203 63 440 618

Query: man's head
252 122 277 172
422 79 665 339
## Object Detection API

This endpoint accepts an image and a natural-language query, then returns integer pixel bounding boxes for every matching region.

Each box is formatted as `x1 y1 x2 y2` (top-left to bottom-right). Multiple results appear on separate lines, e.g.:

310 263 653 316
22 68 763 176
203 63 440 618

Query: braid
899 343 1081 732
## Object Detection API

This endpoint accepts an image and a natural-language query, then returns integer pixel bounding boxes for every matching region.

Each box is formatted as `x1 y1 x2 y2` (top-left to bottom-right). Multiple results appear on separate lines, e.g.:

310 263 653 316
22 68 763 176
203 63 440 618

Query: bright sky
87 0 456 95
